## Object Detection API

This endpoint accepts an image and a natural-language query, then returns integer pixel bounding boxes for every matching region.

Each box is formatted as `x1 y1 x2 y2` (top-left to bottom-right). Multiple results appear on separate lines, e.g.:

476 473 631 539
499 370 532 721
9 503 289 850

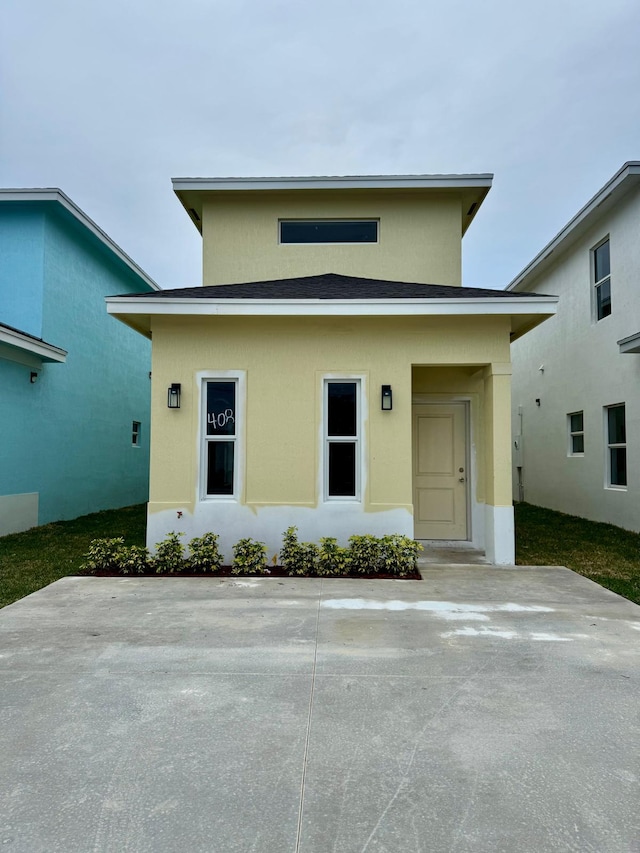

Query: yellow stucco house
108 174 556 564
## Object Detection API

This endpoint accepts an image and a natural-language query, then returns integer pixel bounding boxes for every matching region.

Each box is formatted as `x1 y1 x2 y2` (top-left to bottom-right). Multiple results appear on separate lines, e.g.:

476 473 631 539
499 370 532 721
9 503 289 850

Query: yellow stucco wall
483 364 513 507
201 190 463 286
149 314 512 519
412 366 486 504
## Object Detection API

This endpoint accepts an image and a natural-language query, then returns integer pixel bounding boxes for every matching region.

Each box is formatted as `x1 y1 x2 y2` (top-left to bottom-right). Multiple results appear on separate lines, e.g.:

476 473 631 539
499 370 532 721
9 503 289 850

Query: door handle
459 477 465 482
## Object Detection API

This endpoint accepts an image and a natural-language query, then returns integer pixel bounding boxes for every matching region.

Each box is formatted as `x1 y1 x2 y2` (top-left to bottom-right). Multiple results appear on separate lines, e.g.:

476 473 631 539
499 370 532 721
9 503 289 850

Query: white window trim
567 411 584 457
198 371 246 501
592 236 611 322
323 376 364 502
278 219 380 246
604 403 626 490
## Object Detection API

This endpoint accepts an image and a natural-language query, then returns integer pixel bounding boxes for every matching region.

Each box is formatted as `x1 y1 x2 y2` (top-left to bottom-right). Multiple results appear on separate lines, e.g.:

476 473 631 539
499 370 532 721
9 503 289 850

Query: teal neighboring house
0 189 159 536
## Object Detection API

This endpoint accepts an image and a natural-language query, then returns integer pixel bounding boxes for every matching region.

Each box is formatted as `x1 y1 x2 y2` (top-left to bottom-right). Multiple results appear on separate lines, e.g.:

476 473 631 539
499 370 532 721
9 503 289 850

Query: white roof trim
107 295 557 319
0 189 160 291
172 173 493 192
0 325 67 362
507 162 640 291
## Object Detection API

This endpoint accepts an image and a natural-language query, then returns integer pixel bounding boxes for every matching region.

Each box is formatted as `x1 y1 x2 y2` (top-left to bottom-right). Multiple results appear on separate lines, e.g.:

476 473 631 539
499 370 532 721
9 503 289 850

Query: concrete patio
1 565 639 852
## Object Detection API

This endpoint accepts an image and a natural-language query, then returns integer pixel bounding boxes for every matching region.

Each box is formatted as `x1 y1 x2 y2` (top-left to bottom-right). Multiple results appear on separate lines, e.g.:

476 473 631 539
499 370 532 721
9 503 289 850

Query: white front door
412 403 468 540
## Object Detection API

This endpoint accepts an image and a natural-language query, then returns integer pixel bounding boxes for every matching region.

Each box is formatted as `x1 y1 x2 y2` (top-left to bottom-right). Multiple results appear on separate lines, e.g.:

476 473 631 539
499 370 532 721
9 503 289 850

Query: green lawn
0 504 146 609
1 501 639 609
515 502 640 605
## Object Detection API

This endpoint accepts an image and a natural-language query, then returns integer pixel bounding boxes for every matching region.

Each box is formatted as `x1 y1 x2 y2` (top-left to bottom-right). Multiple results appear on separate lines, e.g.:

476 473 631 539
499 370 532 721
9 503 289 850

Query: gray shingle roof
121 273 544 300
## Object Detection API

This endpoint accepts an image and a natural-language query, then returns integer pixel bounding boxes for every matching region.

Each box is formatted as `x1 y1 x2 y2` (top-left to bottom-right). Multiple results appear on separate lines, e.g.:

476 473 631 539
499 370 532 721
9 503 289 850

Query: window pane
608 405 625 444
329 442 356 496
594 240 610 282
206 382 236 436
328 383 357 436
207 442 234 495
570 412 583 432
281 221 377 244
571 434 584 454
596 278 611 320
610 447 627 486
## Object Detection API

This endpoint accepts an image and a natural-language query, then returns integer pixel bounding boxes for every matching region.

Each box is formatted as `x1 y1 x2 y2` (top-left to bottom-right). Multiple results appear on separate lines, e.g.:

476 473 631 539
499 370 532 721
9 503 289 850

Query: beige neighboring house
508 162 640 530
108 174 556 564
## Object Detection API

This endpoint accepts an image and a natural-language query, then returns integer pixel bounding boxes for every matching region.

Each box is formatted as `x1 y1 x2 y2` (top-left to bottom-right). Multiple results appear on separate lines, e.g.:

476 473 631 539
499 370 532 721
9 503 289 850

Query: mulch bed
79 567 421 580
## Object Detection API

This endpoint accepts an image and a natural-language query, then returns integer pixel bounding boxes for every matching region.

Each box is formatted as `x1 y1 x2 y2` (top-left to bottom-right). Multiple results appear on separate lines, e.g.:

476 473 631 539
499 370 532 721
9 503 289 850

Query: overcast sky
2 0 639 290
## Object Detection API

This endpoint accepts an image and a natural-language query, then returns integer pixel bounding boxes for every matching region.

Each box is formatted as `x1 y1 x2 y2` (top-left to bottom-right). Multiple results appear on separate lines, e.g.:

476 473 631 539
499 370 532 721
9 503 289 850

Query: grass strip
2 501 639 608
515 502 640 605
0 504 146 609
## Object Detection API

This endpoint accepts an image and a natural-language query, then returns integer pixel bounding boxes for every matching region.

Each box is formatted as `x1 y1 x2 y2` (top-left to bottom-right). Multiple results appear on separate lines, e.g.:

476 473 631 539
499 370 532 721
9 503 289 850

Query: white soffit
106 294 558 339
172 174 494 191
0 325 67 362
172 173 494 236
507 162 640 292
618 332 640 354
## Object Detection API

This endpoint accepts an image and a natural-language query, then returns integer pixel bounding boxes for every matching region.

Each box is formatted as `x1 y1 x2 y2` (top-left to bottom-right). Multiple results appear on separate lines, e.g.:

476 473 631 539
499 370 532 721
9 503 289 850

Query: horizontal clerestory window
280 220 378 244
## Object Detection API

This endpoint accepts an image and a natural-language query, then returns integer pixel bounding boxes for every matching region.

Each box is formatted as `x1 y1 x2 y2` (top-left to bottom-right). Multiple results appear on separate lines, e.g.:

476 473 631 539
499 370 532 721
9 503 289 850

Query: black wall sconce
30 371 38 384
381 385 392 411
168 383 181 409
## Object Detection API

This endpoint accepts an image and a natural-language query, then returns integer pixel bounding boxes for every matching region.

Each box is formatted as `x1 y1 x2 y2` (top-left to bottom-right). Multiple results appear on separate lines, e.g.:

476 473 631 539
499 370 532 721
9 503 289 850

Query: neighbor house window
568 411 584 455
593 238 611 320
204 380 237 496
606 404 626 487
280 220 378 244
325 380 361 499
132 421 141 446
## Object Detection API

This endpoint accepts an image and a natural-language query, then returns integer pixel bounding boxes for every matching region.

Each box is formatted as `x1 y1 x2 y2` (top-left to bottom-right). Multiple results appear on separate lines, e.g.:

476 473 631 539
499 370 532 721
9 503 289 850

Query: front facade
109 175 556 564
0 190 158 535
508 162 640 530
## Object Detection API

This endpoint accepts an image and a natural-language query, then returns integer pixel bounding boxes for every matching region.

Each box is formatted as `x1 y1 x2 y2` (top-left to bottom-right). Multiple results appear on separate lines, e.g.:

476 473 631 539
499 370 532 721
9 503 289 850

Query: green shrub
80 537 127 573
280 527 300 571
280 527 319 575
117 545 150 575
188 532 223 573
318 537 351 576
232 538 268 575
380 535 423 577
348 535 382 574
152 531 186 574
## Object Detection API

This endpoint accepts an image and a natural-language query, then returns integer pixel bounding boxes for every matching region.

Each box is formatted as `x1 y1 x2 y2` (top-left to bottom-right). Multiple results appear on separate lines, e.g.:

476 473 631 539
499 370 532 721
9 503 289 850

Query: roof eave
171 173 493 237
507 162 640 292
107 295 557 339
0 325 68 364
0 189 160 291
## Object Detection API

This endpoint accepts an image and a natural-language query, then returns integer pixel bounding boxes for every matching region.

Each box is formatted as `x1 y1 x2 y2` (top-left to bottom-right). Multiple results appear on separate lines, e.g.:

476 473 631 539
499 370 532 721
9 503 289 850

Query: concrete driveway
1 566 639 853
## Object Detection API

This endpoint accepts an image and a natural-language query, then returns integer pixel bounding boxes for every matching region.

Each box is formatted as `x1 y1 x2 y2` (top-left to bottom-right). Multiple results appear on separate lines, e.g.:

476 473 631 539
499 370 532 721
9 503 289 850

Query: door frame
411 395 472 542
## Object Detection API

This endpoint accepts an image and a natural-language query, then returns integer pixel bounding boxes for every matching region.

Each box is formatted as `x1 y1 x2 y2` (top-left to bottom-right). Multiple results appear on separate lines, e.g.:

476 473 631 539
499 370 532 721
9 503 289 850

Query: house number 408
208 409 235 429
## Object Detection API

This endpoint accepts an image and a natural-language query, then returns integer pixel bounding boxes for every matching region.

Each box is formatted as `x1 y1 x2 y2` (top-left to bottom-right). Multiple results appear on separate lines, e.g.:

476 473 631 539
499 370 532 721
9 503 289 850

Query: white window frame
323 378 362 502
132 421 141 447
279 219 379 245
604 403 626 490
592 237 611 322
567 411 584 457
200 372 245 501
